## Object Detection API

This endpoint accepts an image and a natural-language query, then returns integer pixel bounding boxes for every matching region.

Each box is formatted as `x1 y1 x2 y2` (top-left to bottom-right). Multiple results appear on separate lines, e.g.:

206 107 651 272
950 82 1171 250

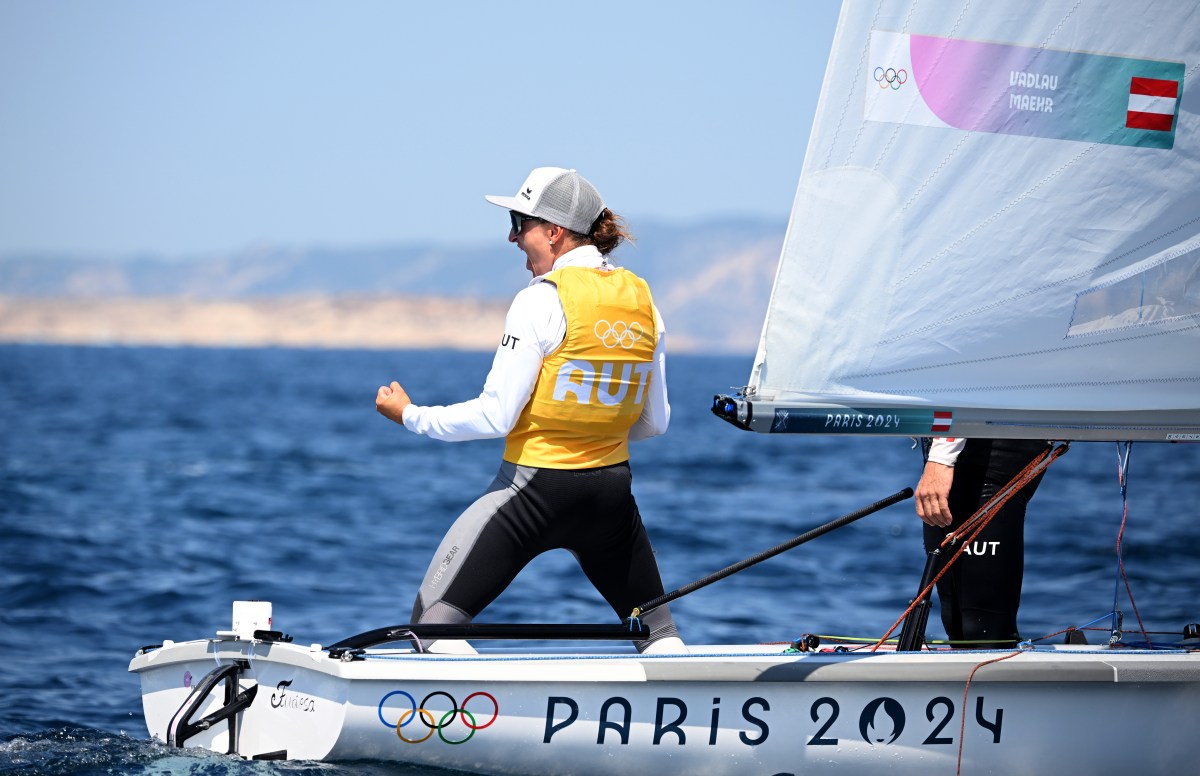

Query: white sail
727 0 1200 440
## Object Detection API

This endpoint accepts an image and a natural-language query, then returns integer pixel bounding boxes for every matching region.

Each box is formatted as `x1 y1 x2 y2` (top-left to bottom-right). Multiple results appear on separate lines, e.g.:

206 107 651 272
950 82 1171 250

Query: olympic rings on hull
873 66 908 90
378 690 500 745
593 319 644 350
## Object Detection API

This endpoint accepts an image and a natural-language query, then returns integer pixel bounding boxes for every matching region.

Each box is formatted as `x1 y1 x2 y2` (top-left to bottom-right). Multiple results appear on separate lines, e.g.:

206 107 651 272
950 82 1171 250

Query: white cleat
641 636 687 655
425 639 477 655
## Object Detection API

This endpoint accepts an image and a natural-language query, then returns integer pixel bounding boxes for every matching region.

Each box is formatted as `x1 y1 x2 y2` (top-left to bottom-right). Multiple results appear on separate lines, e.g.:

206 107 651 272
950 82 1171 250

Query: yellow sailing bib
504 266 658 469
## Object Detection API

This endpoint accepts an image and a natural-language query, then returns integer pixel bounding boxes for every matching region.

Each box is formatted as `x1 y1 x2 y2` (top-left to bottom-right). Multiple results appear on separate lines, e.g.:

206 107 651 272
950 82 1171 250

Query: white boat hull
131 635 1200 774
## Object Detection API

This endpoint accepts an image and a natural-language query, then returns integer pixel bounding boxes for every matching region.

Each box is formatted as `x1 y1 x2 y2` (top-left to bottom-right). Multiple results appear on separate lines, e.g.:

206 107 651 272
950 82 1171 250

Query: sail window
1067 245 1200 336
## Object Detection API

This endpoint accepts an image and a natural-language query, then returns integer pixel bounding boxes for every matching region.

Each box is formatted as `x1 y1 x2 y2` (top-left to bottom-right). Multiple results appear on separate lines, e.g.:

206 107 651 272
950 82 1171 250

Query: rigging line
872 443 1069 651
944 442 1066 546
1029 613 1121 645
629 488 913 619
1111 441 1153 647
956 650 1024 776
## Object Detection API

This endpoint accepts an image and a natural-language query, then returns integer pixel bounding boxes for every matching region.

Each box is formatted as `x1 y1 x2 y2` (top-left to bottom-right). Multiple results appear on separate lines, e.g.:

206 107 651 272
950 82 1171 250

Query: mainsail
718 0 1200 441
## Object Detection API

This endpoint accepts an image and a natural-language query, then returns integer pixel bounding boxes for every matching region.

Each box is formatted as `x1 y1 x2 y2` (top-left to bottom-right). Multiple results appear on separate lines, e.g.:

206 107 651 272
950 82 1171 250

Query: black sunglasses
509 211 542 234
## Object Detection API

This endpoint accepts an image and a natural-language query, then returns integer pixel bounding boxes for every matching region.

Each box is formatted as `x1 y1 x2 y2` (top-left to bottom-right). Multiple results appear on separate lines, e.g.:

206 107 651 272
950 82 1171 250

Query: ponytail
565 208 634 255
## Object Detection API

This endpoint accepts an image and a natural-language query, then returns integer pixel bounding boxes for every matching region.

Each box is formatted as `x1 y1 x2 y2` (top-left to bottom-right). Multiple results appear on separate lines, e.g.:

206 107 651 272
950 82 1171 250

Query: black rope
631 487 914 618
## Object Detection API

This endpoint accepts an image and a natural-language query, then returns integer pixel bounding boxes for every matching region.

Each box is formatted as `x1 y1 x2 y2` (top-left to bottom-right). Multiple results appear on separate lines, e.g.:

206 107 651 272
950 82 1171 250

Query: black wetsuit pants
922 439 1049 648
411 460 678 650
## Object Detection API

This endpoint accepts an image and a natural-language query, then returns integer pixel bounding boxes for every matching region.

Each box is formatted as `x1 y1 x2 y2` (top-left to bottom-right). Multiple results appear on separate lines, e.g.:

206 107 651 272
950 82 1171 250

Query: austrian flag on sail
1127 76 1179 132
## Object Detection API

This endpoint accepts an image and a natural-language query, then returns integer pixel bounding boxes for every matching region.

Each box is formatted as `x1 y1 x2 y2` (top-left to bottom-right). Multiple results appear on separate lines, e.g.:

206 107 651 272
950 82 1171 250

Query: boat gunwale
129 637 1200 684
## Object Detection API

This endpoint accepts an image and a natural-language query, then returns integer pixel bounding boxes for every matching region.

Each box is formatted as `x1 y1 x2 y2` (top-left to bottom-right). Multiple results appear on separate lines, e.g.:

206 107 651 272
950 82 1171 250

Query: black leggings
922 439 1049 648
411 460 678 649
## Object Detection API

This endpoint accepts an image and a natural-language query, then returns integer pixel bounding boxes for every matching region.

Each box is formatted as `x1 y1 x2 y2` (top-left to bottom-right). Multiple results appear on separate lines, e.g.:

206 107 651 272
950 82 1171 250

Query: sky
0 1 841 258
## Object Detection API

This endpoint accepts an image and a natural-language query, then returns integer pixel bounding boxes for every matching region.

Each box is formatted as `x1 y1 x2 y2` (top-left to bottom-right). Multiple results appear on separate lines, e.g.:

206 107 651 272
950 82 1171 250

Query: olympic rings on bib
594 319 644 349
378 689 499 745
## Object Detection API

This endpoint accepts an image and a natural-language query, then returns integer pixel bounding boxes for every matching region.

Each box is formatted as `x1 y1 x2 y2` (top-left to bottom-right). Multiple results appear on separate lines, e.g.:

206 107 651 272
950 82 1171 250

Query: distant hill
0 219 785 354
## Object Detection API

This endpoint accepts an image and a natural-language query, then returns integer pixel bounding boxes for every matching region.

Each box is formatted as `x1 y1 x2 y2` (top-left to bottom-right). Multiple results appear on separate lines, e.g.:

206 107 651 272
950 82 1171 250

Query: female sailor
375 167 683 654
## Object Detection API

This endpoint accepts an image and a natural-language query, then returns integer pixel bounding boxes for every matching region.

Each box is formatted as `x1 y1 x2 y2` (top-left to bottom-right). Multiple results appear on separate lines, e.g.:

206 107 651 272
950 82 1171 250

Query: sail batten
735 0 1200 441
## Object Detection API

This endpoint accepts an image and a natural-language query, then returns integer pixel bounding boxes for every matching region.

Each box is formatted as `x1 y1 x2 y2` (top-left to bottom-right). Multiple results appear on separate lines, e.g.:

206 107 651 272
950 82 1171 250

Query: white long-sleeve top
927 437 967 466
400 245 670 443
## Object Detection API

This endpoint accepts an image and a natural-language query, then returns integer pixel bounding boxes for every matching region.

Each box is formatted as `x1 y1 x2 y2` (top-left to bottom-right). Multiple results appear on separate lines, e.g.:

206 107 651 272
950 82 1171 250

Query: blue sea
2 344 1198 775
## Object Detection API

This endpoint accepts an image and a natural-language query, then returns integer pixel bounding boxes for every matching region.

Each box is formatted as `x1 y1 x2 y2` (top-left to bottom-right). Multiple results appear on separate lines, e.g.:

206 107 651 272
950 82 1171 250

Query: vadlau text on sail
1009 69 1058 113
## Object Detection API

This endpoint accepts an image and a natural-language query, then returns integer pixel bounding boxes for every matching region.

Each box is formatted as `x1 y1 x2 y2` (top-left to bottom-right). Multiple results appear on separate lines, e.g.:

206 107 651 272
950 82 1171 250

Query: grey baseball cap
485 167 606 234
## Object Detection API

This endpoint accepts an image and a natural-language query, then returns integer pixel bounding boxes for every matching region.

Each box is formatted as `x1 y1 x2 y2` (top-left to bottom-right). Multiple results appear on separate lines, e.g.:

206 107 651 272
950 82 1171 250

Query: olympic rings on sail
873 66 908 90
593 319 644 349
377 689 499 745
